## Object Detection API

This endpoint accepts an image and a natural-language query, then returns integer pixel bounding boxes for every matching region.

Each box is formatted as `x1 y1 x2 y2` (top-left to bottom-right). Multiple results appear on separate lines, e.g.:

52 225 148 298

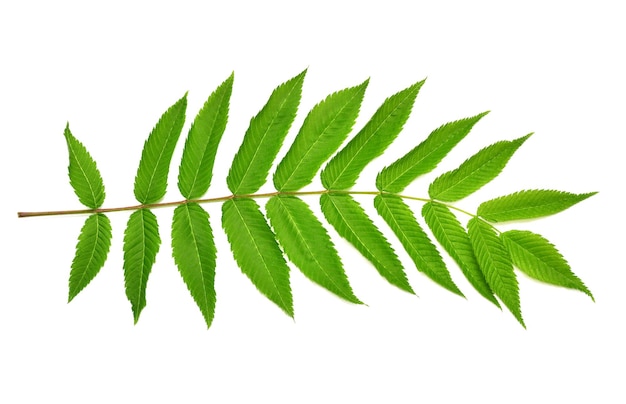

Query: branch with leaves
17 70 596 329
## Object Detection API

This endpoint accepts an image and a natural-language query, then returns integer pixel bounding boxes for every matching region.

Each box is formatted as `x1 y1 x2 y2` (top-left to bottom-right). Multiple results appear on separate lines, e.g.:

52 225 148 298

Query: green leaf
478 190 597 223
320 193 413 294
273 79 369 191
501 230 593 300
134 94 187 204
422 202 500 308
68 214 112 302
467 218 524 327
375 195 463 297
63 124 106 209
227 70 306 195
123 208 161 323
178 73 233 199
321 80 424 190
222 198 293 317
266 195 362 304
377 112 488 193
429 134 531 202
172 203 217 328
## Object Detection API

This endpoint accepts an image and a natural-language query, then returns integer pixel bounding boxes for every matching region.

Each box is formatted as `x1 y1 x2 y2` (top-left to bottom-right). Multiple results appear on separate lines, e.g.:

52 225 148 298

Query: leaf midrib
186 89 228 196
326 88 416 189
68 139 99 208
232 200 289 311
484 198 575 217
505 234 577 285
183 204 211 315
135 210 148 318
471 221 516 305
277 197 347 298
326 195 395 281
141 108 184 202
234 77 302 194
74 215 102 293
379 198 431 270
280 89 360 190
433 142 511 200
383 128 460 191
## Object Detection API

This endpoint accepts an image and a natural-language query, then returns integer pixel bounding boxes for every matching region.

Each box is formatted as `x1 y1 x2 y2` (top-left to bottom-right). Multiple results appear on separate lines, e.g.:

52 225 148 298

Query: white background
1 1 624 402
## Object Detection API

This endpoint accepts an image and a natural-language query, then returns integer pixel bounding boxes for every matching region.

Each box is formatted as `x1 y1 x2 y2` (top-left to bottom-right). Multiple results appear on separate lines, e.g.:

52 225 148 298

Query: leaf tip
518 132 533 143
583 191 598 199
412 78 426 92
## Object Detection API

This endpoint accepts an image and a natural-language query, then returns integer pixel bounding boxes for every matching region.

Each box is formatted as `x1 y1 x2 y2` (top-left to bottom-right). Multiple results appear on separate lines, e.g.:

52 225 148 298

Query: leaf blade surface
222 198 293 317
227 70 306 194
501 230 593 300
429 134 530 201
321 80 424 190
123 208 161 323
273 79 368 191
377 112 488 192
134 94 187 204
172 203 217 328
178 74 233 199
266 195 362 304
63 124 106 209
478 190 597 222
422 202 500 307
320 193 413 293
375 195 463 296
68 213 112 301
468 217 524 327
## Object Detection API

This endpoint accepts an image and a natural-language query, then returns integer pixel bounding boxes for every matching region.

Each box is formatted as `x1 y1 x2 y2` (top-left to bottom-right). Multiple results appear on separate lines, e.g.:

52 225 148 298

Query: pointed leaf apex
411 79 426 91
519 133 533 142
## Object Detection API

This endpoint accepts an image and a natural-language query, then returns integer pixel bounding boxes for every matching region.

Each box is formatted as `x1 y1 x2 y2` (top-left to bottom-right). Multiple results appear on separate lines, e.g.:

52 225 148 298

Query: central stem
16 190 478 220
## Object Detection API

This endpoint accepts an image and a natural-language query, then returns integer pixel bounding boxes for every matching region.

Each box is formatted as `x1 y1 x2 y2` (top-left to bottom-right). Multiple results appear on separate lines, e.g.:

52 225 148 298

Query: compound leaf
468 218 524 327
375 195 463 296
63 124 105 209
478 190 597 223
321 80 424 190
266 195 362 304
227 70 306 195
134 93 187 204
172 203 217 328
274 79 368 191
320 193 413 294
377 112 488 193
429 134 531 202
68 213 112 301
222 198 293 317
123 208 161 323
178 73 233 199
501 230 593 300
422 202 500 307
